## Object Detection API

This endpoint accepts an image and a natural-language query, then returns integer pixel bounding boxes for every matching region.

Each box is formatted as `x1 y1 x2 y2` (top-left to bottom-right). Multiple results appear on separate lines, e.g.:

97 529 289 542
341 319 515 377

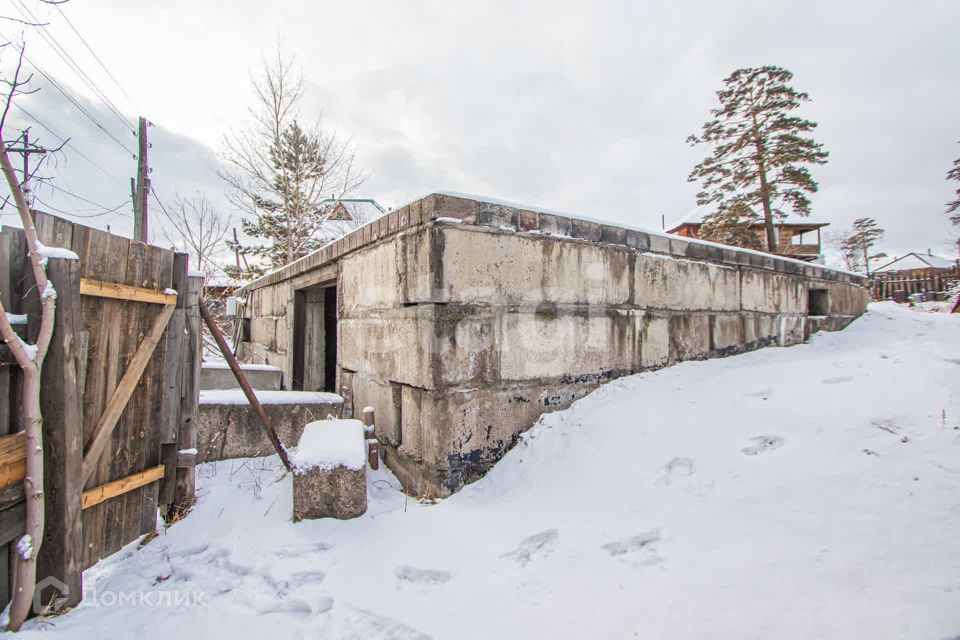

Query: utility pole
132 116 150 242
7 131 49 209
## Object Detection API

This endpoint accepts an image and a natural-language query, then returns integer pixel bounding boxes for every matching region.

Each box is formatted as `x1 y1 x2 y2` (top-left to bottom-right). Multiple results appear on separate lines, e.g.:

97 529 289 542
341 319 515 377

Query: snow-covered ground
21 303 960 639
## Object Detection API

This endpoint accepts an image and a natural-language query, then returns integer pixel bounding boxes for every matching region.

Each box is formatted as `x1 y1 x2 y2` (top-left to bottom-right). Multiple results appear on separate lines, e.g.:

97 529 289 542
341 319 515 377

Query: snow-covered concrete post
291 419 367 521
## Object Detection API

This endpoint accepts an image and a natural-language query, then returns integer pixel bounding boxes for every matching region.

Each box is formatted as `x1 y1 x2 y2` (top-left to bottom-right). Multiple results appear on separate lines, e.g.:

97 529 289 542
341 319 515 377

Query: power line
33 193 129 220
9 0 135 133
13 102 128 187
45 181 129 215
54 3 136 107
0 29 137 158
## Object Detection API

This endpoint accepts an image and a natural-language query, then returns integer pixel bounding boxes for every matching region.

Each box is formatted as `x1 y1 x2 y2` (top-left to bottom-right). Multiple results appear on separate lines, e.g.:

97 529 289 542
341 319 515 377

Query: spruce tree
230 121 336 275
698 201 763 250
688 66 828 253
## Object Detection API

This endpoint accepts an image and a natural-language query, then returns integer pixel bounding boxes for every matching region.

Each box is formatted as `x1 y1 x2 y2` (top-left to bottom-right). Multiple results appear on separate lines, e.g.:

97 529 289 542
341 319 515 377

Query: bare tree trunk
0 135 54 633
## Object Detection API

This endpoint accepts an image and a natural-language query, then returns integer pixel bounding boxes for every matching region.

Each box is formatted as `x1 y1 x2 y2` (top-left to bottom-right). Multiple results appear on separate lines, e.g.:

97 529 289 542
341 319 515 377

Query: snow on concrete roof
873 252 958 273
291 418 366 472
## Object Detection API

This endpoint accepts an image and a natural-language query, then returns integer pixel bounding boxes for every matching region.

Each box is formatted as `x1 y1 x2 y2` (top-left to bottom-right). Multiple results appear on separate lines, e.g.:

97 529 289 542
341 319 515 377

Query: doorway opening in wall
808 288 829 317
292 282 338 392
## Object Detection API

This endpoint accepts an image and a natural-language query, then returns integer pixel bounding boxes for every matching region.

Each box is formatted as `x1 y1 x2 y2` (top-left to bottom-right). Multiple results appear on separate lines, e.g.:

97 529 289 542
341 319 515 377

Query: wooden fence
870 267 960 300
0 211 201 611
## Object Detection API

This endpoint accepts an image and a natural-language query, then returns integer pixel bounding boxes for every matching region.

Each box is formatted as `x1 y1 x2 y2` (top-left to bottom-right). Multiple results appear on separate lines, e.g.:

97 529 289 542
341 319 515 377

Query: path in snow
21 303 960 639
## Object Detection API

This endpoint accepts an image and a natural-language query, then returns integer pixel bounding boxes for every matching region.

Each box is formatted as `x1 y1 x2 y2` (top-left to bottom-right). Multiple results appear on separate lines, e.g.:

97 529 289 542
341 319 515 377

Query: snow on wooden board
291 419 366 472
18 302 960 639
198 389 343 405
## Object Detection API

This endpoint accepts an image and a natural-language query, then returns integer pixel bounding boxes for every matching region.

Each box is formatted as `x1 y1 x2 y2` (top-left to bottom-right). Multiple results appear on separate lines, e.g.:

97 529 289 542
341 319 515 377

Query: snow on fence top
292 419 366 472
198 389 343 406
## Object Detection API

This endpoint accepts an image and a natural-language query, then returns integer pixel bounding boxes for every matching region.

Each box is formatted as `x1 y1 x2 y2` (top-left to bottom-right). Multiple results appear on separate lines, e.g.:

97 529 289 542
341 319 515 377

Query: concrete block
625 229 650 251
669 314 711 361
499 310 635 382
423 193 479 222
740 270 806 314
200 364 282 391
570 218 601 242
196 394 342 462
600 224 627 246
648 234 671 254
399 385 424 462
349 374 402 445
779 315 806 346
438 227 631 306
640 314 670 368
292 420 367 521
670 238 690 257
633 254 740 311
538 213 571 237
712 313 744 351
477 202 518 229
517 209 539 231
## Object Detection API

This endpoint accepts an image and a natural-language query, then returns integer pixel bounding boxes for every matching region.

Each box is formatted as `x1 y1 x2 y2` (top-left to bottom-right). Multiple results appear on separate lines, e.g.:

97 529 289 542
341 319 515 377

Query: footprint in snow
654 457 695 487
820 376 853 385
944 358 960 366
271 542 333 558
750 388 774 399
502 529 558 567
395 565 452 586
602 529 661 560
741 435 785 456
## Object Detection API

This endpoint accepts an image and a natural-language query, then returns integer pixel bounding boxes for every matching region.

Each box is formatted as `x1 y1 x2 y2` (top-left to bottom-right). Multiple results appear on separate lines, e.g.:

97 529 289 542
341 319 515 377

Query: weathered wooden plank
0 501 25 546
172 273 203 512
80 278 176 305
81 231 128 569
81 465 165 510
157 254 187 511
0 432 25 489
80 303 175 485
37 257 84 608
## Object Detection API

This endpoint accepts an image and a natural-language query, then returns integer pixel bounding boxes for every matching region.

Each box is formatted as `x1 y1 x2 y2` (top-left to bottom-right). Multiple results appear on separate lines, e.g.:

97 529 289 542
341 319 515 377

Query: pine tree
229 121 336 276
698 201 763 250
687 66 828 253
946 146 960 226
220 46 365 280
840 218 884 275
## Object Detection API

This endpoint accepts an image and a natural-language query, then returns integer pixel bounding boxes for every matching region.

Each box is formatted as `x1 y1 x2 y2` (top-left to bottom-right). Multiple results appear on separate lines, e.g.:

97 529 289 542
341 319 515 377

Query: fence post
172 272 202 514
36 257 83 609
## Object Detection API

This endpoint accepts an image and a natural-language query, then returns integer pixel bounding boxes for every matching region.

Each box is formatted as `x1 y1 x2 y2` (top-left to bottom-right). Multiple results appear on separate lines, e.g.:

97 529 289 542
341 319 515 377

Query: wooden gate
0 211 202 610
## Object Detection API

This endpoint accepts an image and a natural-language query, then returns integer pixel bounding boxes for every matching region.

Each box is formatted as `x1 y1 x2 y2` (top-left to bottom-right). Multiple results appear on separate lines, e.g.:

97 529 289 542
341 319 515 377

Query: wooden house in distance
872 251 958 277
666 206 828 262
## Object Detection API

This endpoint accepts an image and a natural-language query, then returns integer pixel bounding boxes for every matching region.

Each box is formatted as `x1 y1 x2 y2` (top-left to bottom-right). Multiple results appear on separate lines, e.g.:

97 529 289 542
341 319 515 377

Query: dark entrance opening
808 288 829 316
291 282 338 392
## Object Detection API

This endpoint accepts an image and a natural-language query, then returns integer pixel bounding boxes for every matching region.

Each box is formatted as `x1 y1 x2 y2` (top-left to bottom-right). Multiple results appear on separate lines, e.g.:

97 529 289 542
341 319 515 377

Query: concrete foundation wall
237 193 869 498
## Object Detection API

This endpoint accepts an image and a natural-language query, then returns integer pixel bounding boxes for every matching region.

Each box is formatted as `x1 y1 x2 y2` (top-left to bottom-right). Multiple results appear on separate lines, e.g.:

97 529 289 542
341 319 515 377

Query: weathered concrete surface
293 465 367 521
196 399 342 462
236 193 871 498
199 364 282 391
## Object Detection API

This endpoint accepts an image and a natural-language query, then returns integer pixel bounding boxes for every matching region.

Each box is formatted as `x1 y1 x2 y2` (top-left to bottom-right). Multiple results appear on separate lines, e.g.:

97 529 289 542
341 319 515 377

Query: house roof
665 204 829 234
319 198 386 223
873 252 958 273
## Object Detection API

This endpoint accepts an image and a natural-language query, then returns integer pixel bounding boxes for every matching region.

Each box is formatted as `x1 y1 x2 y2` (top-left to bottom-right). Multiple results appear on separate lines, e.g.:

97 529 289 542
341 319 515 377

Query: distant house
666 206 828 262
872 251 958 276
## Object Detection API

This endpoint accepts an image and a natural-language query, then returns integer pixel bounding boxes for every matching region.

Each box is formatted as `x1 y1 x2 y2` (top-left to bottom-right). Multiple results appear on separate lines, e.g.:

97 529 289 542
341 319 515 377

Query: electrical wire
54 3 136 106
0 28 137 158
9 0 135 133
13 102 128 187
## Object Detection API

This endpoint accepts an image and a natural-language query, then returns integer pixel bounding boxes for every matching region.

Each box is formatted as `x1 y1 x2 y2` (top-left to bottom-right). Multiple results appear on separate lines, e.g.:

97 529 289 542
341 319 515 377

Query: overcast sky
3 0 959 257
